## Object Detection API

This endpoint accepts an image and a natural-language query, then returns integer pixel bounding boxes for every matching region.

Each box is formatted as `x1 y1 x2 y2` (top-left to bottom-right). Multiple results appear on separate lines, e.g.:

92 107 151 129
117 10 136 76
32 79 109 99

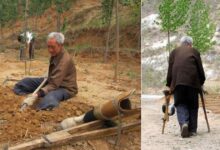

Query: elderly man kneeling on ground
13 32 78 110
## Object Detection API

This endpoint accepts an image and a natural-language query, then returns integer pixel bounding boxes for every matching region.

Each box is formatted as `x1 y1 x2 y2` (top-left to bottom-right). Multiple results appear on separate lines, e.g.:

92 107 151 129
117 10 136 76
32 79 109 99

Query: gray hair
180 36 193 46
48 32 65 44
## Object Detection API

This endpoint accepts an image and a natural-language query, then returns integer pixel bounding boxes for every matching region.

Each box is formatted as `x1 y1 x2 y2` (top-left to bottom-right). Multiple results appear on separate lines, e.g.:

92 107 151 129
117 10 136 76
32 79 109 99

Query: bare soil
0 50 141 150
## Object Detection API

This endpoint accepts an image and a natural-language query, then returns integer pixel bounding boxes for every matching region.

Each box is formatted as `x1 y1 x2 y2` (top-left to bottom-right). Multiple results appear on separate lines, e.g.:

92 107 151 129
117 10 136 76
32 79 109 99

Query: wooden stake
24 61 27 76
114 0 119 82
28 60 31 75
24 0 29 76
104 0 113 63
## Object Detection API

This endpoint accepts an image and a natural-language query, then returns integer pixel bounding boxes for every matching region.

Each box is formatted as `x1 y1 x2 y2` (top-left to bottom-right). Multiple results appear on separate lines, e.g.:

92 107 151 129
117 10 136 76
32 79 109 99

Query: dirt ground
0 50 141 150
142 94 220 150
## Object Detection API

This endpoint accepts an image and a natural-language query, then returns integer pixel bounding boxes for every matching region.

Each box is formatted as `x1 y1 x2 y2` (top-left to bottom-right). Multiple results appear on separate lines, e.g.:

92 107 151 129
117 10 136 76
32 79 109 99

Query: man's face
47 38 62 56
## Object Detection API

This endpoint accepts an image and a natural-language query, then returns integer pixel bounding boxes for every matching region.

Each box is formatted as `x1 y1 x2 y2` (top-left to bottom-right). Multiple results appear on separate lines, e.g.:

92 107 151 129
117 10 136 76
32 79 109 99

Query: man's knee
14 78 33 95
14 77 44 95
37 95 59 110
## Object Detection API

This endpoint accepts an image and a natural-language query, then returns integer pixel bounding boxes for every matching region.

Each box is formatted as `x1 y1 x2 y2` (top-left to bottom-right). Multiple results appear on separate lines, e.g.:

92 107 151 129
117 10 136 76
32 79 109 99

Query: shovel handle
32 78 47 95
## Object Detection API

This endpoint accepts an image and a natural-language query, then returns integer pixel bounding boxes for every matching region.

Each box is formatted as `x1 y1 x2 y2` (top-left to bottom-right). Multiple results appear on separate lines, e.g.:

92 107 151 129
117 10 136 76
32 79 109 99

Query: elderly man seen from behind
166 36 206 138
14 32 78 110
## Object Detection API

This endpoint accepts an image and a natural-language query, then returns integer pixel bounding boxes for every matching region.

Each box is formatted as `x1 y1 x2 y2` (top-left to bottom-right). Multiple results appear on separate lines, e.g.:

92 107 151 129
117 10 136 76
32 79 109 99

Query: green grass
87 16 107 29
66 43 92 55
0 46 5 52
126 70 137 79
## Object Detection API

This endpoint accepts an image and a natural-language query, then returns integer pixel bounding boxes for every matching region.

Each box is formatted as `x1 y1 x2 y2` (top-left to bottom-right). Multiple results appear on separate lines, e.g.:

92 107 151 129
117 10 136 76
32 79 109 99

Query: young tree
102 0 114 62
103 0 141 62
114 0 119 82
53 0 73 32
0 0 18 39
29 0 52 31
159 0 191 53
187 0 215 53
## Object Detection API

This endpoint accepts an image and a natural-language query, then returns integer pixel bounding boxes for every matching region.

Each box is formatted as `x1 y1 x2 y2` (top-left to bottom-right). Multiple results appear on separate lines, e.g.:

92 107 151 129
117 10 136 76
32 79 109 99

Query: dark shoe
181 123 189 138
189 132 197 136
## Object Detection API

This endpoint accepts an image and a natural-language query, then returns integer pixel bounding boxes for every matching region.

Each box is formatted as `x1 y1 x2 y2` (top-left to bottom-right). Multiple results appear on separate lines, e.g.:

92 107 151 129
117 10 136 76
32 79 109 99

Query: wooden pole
200 91 211 132
24 0 29 75
57 12 61 32
104 19 112 63
168 30 170 55
104 1 113 63
0 23 3 40
114 0 119 82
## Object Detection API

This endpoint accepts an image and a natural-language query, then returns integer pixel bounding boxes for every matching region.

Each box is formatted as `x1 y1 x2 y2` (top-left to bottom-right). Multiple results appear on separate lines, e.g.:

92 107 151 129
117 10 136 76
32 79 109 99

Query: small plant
74 43 91 51
66 43 92 56
126 70 137 79
0 46 5 53
61 18 68 33
88 16 105 29
47 16 52 23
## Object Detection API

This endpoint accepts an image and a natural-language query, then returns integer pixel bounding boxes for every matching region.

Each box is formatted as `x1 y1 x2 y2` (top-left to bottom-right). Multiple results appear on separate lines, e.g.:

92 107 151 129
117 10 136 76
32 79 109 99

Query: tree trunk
12 25 15 35
168 30 170 54
114 0 119 82
34 17 38 31
24 0 29 75
0 23 3 40
167 30 171 63
17 0 22 17
104 20 112 63
57 12 61 32
104 1 113 63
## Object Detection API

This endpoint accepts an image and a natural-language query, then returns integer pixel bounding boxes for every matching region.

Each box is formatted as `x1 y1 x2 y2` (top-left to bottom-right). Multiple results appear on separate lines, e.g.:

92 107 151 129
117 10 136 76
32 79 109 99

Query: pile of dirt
0 86 92 144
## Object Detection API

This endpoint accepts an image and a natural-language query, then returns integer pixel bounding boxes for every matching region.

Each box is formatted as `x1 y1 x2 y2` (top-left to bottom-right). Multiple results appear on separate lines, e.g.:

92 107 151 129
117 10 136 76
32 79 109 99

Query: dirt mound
0 86 92 144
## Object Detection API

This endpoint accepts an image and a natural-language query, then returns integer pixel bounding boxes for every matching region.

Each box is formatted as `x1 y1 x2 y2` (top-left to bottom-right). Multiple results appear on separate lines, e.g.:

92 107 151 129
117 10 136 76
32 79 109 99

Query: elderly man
166 36 205 138
14 32 78 110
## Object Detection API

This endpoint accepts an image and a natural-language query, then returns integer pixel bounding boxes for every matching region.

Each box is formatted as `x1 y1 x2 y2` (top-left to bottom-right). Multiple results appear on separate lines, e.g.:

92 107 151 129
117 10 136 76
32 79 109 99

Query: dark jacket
41 49 78 96
166 46 205 91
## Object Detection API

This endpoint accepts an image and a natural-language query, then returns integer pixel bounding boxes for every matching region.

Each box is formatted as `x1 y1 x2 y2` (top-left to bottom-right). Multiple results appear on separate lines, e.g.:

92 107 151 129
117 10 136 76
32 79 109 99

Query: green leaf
187 0 215 53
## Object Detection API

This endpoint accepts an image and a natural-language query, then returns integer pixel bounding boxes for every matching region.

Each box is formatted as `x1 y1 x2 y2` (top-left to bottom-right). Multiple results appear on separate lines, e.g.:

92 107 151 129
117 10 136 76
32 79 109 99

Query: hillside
142 0 220 94
0 0 140 54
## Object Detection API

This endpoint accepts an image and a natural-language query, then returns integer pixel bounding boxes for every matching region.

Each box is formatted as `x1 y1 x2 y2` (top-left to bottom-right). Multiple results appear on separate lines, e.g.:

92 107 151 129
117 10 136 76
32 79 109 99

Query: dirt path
141 99 220 150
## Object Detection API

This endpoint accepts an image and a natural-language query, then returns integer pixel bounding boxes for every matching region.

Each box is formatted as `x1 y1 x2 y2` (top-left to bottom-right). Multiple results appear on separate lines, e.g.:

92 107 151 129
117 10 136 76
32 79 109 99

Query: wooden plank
48 121 104 141
54 120 103 135
9 120 104 150
47 120 141 147
9 110 140 150
9 139 44 150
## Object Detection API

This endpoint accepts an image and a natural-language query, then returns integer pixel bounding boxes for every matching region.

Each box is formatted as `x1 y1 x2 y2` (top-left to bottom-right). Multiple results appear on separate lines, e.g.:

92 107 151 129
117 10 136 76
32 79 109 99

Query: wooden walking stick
162 90 171 134
199 90 210 132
